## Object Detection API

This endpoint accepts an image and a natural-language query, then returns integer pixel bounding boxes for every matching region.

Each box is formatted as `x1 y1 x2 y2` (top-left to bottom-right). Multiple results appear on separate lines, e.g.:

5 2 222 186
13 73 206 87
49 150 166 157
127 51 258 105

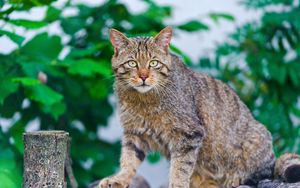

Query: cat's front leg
169 150 199 188
169 130 203 188
99 135 148 188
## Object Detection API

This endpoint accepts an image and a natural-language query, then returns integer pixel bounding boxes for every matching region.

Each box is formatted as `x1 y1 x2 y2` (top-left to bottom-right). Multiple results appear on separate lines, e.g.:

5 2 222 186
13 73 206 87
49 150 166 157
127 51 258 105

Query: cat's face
109 27 172 93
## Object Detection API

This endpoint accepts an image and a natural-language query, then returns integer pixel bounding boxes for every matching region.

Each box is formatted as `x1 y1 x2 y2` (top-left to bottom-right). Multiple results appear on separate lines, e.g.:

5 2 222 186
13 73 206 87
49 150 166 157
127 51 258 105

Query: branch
65 137 78 188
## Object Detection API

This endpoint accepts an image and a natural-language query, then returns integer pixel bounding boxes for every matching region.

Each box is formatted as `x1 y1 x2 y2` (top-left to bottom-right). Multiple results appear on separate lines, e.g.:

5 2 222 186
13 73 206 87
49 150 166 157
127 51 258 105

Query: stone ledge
89 176 300 188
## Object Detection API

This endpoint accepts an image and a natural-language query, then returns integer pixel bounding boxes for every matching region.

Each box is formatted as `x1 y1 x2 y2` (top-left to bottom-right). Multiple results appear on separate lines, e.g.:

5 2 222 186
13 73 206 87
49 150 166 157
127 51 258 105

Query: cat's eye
149 60 159 67
128 60 137 67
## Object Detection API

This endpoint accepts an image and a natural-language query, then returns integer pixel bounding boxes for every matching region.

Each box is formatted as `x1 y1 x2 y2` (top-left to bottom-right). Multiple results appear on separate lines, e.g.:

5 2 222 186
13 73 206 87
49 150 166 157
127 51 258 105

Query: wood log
23 131 69 188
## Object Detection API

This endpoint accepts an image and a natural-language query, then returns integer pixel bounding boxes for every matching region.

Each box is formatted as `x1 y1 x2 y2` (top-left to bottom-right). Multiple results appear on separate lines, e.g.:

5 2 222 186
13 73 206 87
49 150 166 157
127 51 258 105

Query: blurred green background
0 0 299 187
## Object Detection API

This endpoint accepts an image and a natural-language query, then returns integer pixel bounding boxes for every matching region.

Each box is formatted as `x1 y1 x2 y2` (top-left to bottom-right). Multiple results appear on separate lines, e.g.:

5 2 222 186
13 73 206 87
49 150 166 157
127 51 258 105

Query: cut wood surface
23 131 69 188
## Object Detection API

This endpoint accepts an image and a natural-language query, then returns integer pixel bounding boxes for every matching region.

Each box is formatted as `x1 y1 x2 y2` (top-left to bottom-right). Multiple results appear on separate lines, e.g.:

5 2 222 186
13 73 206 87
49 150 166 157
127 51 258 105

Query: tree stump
23 131 69 188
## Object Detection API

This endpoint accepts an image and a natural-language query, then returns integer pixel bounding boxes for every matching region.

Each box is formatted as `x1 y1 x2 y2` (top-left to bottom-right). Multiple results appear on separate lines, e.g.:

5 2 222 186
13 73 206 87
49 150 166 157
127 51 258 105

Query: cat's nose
140 75 148 81
139 68 149 82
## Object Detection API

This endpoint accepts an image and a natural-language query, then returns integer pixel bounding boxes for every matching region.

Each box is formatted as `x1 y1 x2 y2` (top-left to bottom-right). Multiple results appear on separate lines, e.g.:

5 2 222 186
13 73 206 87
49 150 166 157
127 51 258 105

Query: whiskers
154 79 179 100
114 73 179 104
114 76 133 93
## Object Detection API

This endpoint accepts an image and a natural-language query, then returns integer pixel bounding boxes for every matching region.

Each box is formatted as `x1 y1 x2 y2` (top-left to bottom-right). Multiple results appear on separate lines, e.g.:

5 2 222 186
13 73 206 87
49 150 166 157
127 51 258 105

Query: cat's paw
98 177 129 188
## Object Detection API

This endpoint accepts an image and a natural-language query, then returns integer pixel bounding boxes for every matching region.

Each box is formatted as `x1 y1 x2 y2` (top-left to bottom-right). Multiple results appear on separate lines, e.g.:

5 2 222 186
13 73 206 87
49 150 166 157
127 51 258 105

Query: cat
98 27 300 188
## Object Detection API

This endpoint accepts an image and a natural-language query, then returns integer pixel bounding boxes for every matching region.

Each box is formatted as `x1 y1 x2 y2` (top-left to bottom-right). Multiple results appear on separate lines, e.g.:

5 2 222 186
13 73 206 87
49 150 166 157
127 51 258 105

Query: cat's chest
121 106 175 155
120 104 175 133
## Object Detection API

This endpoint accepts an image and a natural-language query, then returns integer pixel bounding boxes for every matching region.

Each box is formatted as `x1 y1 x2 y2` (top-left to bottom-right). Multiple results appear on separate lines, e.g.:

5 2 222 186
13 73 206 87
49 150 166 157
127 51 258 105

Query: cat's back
169 54 258 137
183 62 275 185
187 65 272 147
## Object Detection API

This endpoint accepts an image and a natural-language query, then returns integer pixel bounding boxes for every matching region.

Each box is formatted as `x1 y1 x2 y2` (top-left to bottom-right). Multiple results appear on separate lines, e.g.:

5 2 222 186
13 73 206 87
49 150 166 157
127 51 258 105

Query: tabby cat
99 27 300 188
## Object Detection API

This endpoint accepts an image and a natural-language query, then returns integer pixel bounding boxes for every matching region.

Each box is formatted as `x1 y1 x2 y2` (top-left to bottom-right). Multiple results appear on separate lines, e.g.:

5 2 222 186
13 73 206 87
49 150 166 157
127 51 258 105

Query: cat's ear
109 29 131 55
153 26 172 53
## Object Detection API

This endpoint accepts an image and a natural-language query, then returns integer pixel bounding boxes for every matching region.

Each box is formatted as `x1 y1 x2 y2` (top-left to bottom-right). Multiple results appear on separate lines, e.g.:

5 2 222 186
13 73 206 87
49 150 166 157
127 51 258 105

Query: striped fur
99 27 300 188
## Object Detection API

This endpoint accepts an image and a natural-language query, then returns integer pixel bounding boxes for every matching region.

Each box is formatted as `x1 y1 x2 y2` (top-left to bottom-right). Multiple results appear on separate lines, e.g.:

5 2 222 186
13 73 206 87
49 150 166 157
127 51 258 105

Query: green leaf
67 59 112 77
67 46 99 58
88 81 109 99
268 63 287 84
177 20 209 32
12 77 41 86
0 172 17 188
92 160 117 177
0 146 20 188
0 92 23 118
21 33 62 60
289 68 299 86
143 2 172 22
45 6 60 22
288 62 300 86
9 121 24 154
26 84 63 106
19 62 46 78
170 45 193 65
199 58 212 68
242 0 294 8
209 12 235 23
147 152 161 164
8 0 56 7
0 148 15 170
41 102 66 120
291 106 300 117
0 29 25 46
0 127 4 140
0 78 19 105
9 19 47 29
60 17 86 35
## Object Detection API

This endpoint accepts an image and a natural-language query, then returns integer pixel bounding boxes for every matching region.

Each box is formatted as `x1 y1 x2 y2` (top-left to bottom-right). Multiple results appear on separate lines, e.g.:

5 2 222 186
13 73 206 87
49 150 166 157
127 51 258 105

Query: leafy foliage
0 0 214 187
198 0 300 155
208 12 235 23
178 20 209 32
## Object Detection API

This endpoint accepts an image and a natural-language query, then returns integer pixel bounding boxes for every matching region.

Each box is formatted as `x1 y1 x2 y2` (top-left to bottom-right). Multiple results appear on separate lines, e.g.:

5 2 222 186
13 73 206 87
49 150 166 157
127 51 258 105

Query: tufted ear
109 29 131 55
153 26 172 53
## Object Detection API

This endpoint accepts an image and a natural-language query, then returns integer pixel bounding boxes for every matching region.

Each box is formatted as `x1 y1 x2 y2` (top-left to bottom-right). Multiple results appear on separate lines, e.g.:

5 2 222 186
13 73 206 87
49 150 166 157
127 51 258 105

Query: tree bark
23 131 69 188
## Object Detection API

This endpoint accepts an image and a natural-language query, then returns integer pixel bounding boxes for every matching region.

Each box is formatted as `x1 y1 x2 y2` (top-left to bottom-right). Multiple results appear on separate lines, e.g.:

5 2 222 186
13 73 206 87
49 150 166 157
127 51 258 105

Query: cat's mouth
134 85 152 93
